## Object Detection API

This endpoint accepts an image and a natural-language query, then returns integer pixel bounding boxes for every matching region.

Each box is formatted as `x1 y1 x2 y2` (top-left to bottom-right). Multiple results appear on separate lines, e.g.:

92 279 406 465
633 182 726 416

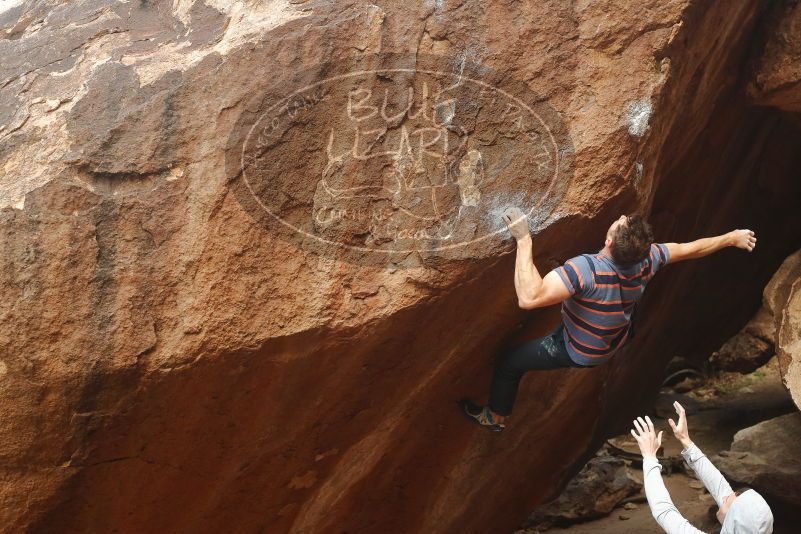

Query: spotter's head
719 489 773 533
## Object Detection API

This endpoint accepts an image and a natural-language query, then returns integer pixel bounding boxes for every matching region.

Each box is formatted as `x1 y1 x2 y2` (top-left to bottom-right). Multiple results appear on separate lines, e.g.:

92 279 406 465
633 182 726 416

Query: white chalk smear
479 189 556 239
634 161 643 186
626 100 652 137
0 0 25 16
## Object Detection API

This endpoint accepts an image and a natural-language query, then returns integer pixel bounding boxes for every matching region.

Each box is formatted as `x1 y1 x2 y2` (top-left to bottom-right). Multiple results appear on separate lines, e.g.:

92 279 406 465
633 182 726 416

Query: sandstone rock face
716 412 801 511
764 249 801 318
776 279 801 410
760 249 801 409
2 1 801 533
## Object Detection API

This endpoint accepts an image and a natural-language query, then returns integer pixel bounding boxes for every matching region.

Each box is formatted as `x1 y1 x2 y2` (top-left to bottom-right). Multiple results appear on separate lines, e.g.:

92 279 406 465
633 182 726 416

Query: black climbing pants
488 324 588 416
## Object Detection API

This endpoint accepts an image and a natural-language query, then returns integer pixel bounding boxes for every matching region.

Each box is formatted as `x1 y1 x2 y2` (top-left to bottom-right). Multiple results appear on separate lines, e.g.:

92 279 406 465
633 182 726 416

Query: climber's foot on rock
458 398 505 432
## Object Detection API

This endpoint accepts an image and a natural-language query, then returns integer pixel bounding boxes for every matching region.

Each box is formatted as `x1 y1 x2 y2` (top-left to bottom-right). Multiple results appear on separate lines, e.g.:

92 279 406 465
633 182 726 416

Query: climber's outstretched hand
730 229 756 252
502 207 530 241
668 401 692 448
631 415 663 460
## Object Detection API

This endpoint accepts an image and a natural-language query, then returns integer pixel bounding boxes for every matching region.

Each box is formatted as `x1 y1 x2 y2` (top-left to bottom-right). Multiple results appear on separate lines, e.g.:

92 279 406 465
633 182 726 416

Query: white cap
721 490 773 534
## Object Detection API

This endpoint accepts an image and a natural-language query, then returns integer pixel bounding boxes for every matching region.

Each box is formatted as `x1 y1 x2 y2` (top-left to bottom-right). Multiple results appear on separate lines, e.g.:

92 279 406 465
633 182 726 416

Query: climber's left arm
664 229 756 263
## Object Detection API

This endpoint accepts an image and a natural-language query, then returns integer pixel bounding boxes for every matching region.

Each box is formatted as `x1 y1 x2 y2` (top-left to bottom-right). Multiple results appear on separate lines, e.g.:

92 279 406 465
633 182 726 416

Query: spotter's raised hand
631 415 663 459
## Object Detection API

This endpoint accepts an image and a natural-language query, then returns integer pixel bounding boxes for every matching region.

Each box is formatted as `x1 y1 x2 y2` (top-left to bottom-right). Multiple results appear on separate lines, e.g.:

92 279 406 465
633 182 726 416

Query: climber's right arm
665 229 756 263
514 235 571 309
501 207 570 309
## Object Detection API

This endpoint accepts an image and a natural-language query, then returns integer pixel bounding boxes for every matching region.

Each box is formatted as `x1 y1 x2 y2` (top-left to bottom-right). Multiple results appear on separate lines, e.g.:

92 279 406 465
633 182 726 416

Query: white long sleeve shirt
642 443 734 534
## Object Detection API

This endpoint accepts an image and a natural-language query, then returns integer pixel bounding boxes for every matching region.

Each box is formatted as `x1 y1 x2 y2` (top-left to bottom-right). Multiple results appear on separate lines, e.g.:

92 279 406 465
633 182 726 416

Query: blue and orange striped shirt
554 244 670 366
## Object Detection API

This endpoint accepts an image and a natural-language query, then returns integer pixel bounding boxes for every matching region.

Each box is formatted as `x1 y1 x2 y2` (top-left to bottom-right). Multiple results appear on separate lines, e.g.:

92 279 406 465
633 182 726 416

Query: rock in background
723 246 801 410
716 412 801 513
519 452 642 531
710 307 775 373
765 249 801 410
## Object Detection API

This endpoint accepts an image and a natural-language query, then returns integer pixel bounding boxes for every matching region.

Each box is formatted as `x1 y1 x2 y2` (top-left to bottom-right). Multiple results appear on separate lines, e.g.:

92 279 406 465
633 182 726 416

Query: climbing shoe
458 398 505 432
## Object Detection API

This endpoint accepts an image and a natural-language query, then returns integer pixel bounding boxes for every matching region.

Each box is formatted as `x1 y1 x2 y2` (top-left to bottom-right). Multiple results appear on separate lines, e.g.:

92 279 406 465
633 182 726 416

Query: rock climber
460 208 757 432
631 401 774 533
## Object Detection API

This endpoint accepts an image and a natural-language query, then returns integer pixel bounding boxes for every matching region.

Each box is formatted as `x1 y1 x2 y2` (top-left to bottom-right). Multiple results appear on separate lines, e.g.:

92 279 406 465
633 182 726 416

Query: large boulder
760 249 801 409
716 412 801 511
763 249 801 319
519 454 641 530
2 1 801 533
710 306 775 373
776 279 801 410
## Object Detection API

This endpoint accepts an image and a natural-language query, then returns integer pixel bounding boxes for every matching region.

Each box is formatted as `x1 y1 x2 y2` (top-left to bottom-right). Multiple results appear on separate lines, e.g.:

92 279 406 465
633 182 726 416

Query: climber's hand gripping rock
502 207 530 241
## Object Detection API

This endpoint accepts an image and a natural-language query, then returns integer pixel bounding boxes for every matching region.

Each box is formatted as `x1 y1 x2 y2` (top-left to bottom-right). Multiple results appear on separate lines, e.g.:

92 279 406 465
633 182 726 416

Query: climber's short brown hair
610 214 653 267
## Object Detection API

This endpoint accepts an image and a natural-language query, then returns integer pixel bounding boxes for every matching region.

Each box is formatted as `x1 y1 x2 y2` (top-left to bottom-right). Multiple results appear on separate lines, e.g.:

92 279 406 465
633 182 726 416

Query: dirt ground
538 472 719 533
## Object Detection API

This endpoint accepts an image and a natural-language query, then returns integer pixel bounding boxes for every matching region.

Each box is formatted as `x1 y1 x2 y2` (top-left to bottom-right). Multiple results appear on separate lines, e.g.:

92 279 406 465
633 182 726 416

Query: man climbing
631 401 773 533
460 208 757 432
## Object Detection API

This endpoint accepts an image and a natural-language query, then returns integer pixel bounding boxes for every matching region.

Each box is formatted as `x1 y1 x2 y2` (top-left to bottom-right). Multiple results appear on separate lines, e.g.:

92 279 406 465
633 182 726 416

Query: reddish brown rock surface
1 1 801 533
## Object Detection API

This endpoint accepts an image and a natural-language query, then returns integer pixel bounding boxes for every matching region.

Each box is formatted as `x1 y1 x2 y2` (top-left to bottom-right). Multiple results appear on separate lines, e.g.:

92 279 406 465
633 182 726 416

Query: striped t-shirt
554 243 670 366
